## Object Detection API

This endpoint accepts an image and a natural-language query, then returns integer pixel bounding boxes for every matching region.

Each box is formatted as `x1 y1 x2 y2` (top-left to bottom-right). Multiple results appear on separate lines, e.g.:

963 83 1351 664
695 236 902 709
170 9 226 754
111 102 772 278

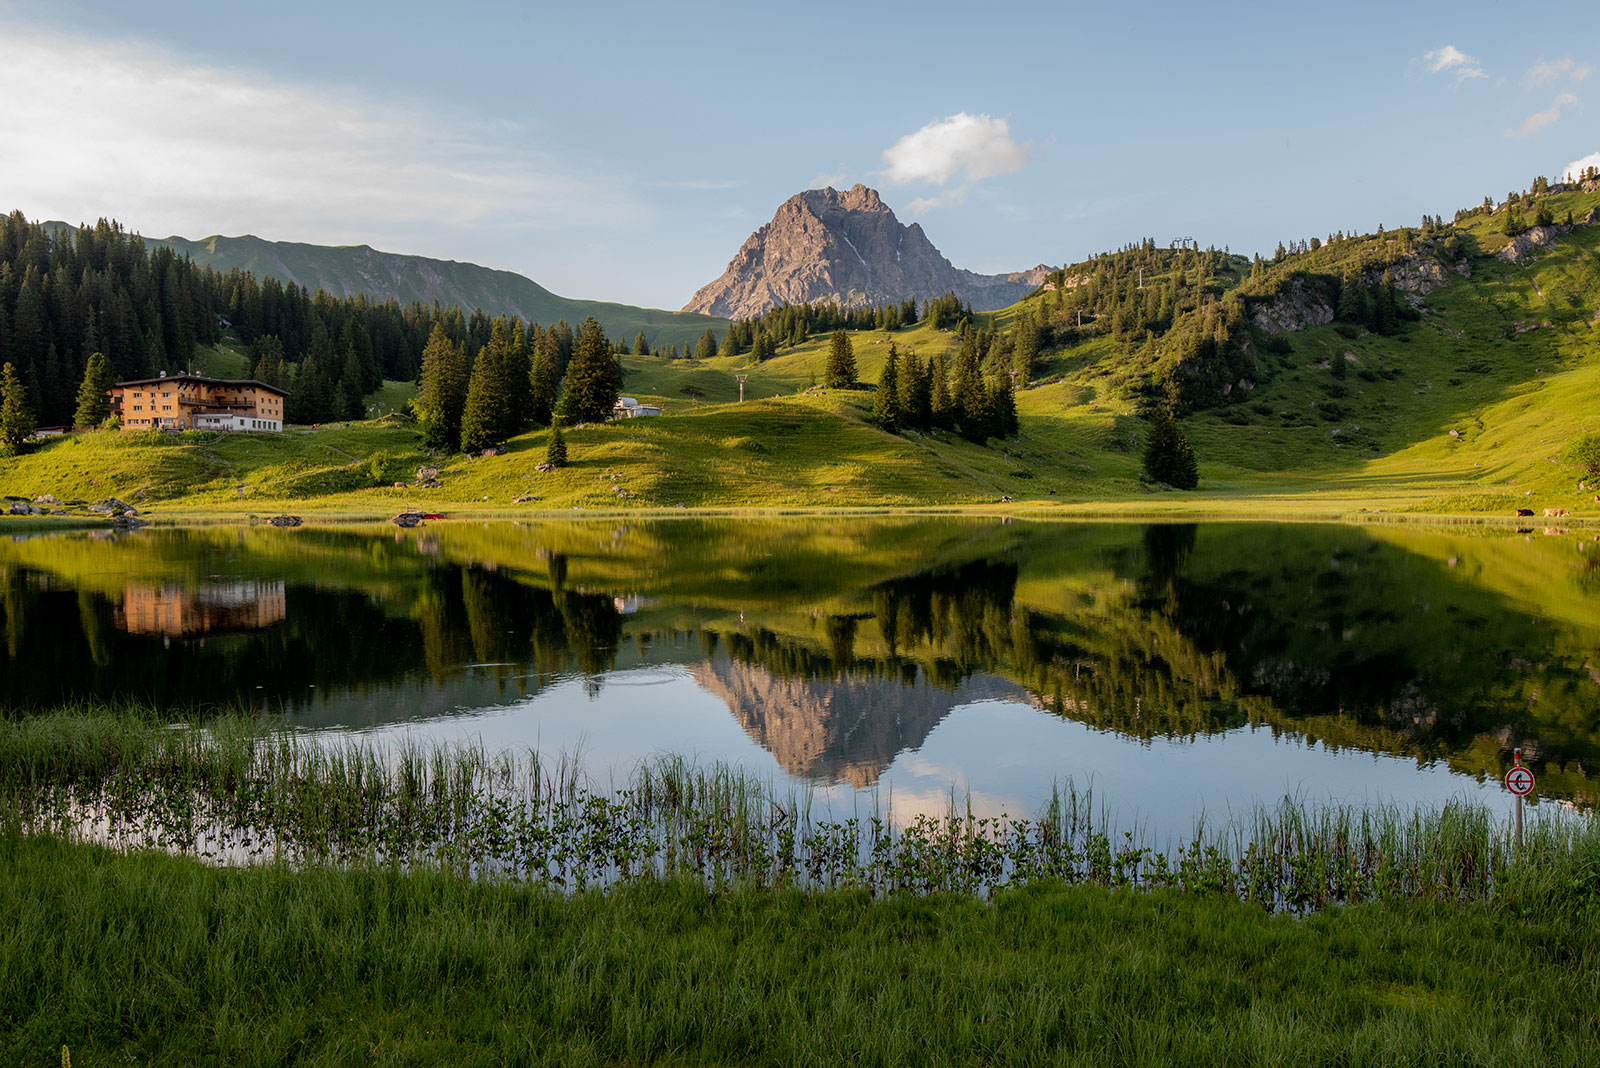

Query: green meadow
8 191 1600 522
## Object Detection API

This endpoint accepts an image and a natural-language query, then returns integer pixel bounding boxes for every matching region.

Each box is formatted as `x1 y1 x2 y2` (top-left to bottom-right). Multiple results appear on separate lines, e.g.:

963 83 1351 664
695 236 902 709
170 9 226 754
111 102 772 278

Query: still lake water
4 517 1597 840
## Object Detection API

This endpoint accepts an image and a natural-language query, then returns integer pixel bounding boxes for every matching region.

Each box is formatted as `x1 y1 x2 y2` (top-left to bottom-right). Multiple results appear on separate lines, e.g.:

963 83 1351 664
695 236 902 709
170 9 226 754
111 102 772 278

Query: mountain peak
682 187 1046 318
815 184 889 213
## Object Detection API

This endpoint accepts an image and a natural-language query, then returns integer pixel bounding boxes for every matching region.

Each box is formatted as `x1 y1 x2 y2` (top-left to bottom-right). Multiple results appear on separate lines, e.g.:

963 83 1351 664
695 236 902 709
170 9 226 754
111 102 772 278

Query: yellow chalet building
110 373 288 432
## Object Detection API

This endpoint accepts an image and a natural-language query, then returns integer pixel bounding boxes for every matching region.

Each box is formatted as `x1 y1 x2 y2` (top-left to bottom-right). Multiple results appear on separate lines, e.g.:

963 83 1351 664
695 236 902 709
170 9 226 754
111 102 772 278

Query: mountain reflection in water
1 518 1596 807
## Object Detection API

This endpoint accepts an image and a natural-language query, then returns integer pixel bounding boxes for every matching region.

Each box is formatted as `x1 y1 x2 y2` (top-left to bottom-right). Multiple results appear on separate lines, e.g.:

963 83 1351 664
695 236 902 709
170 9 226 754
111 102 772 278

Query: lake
4 517 1596 841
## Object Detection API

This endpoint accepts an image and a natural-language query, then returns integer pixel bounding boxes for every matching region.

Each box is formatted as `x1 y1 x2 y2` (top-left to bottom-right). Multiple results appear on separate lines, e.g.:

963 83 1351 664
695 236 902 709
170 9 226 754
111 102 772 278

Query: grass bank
4 712 1598 1064
3 833 1598 1067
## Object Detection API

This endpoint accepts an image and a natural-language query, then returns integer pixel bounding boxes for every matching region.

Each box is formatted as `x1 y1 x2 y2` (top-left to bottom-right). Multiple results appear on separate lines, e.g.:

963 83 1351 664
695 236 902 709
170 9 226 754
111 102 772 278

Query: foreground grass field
3 833 1597 1067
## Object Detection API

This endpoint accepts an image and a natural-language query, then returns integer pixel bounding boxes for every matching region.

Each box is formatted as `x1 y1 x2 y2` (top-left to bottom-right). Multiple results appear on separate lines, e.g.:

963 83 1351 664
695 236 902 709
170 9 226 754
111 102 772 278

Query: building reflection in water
115 581 288 638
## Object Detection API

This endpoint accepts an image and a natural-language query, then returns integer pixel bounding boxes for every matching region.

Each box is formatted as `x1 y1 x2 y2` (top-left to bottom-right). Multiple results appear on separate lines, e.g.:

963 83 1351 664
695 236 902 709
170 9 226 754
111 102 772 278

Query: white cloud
0 27 635 254
1524 57 1591 87
1561 150 1600 180
906 187 969 215
1506 92 1579 138
1422 44 1487 84
880 113 1030 187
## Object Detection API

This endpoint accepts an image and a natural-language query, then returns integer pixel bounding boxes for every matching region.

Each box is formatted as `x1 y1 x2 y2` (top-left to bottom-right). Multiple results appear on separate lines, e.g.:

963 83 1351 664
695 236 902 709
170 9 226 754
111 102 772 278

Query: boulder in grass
267 514 303 527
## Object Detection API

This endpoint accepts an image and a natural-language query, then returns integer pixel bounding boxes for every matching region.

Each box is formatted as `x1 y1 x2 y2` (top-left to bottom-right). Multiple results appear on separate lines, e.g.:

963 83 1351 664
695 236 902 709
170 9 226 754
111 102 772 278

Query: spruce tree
529 329 563 427
1335 270 1367 325
695 328 719 360
459 347 508 453
904 353 933 430
557 316 621 425
0 362 36 453
250 336 286 387
415 323 468 449
1375 269 1399 335
995 375 1019 438
74 351 114 427
825 330 856 389
633 331 650 357
546 421 568 468
872 343 901 429
330 381 352 425
930 355 955 430
1141 407 1198 489
953 328 987 442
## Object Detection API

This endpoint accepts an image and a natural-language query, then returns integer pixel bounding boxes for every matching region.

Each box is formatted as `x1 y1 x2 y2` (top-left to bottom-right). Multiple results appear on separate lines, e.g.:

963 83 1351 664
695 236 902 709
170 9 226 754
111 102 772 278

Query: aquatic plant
4 712 1596 911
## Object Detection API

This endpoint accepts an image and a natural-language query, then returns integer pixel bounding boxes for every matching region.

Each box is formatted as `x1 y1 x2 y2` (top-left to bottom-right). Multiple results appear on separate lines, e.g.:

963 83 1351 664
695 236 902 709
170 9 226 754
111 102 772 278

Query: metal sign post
1505 748 1535 851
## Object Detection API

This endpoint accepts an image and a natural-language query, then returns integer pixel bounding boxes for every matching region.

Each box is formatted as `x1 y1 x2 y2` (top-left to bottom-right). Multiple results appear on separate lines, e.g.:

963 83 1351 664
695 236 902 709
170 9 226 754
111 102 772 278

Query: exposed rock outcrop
683 185 1051 318
1498 225 1566 263
1248 278 1334 335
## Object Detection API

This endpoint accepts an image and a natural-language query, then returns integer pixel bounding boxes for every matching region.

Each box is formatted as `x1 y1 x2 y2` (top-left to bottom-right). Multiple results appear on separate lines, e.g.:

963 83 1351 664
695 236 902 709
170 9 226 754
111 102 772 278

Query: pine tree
1375 269 1399 335
557 316 621 424
250 335 287 386
415 323 468 449
825 330 856 389
695 328 718 360
459 346 508 453
0 362 36 453
633 331 650 357
995 375 1018 438
1335 270 1367 325
529 329 563 427
330 381 352 424
953 328 987 442
1141 407 1198 489
930 355 955 430
481 319 530 439
904 353 933 430
74 351 113 427
872 343 902 429
545 421 568 468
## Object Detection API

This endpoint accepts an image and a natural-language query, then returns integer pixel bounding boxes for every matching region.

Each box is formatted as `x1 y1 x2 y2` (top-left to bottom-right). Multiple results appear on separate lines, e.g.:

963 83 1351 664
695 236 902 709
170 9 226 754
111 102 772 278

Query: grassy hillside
9 184 1600 520
145 231 728 350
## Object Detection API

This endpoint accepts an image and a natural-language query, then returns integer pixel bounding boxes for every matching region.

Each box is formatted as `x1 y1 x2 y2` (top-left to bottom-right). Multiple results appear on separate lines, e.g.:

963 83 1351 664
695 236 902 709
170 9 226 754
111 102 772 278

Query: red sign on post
1505 766 1536 796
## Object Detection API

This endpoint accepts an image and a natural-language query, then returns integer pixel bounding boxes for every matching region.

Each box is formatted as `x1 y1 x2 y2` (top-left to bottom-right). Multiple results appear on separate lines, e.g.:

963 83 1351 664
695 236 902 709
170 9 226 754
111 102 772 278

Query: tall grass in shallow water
2 711 1597 910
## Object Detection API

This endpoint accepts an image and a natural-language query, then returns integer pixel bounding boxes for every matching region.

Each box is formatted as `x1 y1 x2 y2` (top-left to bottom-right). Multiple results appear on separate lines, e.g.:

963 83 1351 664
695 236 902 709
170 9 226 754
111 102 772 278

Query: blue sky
3 0 1597 309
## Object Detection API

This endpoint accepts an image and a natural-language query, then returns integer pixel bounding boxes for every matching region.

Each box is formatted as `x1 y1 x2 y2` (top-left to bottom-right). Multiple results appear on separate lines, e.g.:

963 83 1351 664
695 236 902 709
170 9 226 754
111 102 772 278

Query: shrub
1561 432 1600 474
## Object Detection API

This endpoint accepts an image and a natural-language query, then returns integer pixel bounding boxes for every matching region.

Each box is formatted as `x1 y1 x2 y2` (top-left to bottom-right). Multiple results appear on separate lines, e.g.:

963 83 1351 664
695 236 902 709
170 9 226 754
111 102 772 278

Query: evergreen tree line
412 314 621 454
0 212 626 430
869 332 1019 445
1024 244 1255 410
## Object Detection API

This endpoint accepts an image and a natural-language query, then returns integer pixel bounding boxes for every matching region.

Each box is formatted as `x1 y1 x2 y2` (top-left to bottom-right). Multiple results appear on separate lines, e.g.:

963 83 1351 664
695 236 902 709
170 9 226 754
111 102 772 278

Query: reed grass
4 711 1596 911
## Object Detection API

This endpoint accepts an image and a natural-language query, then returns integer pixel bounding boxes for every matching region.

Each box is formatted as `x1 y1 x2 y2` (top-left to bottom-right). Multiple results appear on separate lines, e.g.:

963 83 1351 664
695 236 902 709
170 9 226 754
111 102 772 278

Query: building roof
111 373 290 397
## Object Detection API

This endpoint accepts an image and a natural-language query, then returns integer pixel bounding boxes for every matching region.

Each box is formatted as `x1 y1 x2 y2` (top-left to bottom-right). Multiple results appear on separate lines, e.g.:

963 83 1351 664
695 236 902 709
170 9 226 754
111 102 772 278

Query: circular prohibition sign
1505 766 1536 796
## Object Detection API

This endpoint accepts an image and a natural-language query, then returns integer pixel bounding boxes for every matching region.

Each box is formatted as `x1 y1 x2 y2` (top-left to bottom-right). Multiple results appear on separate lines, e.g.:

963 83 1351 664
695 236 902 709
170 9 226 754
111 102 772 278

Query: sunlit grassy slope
5 188 1600 519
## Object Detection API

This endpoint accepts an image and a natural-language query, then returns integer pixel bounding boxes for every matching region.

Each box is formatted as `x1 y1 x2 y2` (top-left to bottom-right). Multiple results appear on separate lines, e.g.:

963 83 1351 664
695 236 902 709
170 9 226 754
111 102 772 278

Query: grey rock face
1497 225 1565 263
683 185 1048 318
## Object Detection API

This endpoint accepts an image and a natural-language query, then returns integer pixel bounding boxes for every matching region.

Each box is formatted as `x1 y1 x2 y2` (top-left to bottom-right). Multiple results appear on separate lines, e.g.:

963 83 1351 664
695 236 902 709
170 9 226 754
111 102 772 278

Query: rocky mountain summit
683 184 1051 318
